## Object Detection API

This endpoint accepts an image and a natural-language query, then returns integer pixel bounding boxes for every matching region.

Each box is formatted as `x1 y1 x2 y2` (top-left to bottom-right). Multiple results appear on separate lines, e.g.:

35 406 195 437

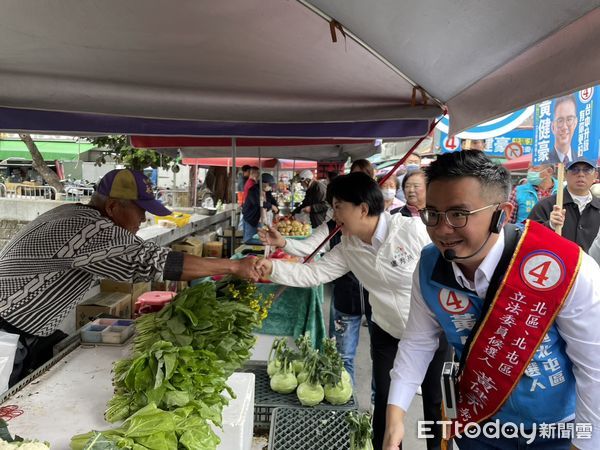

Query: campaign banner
437 106 534 140
439 128 533 157
533 86 600 167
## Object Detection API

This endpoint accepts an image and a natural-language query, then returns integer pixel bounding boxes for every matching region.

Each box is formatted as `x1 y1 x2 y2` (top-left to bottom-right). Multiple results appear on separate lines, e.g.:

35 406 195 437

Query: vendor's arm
265 191 279 214
256 243 349 287
179 253 260 281
384 265 443 449
292 197 307 215
76 219 260 282
555 254 600 450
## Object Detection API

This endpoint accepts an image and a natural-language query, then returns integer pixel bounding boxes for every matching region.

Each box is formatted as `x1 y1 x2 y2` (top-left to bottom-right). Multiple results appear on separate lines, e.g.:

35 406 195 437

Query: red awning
182 157 317 169
182 157 277 168
502 154 531 171
278 159 317 169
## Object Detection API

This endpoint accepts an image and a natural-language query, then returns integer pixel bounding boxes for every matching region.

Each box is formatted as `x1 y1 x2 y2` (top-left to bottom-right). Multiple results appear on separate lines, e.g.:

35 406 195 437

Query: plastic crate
154 212 191 227
268 407 351 450
238 361 358 431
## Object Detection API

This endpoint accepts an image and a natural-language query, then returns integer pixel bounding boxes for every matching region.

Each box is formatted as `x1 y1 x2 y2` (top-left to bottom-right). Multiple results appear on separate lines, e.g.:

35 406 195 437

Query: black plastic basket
268 407 351 450
238 361 358 430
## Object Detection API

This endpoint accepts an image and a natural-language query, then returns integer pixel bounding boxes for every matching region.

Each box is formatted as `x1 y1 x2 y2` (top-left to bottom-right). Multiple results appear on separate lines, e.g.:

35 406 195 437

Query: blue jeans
242 219 261 245
330 303 372 385
455 429 571 449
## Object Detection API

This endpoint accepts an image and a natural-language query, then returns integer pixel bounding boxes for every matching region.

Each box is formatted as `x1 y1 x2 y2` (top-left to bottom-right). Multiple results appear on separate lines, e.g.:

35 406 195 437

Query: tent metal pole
258 147 266 226
231 138 237 256
193 164 198 207
290 159 296 209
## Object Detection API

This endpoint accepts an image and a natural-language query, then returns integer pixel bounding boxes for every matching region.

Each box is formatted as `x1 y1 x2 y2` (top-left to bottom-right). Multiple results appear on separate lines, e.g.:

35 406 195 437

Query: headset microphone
443 234 491 261
443 249 457 261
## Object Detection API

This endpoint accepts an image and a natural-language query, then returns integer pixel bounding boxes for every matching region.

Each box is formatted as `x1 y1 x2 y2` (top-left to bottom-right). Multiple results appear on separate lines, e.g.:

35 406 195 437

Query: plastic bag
0 332 19 393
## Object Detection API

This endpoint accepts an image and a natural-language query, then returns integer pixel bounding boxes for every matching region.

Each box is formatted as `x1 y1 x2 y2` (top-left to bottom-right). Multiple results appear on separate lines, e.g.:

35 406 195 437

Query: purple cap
97 169 172 217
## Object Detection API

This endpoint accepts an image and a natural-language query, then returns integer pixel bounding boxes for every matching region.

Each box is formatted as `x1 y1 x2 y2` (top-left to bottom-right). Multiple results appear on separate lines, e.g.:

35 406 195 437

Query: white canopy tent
0 0 599 136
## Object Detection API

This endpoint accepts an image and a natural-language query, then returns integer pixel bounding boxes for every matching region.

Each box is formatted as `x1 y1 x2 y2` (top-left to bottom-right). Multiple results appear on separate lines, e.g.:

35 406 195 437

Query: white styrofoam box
215 372 255 450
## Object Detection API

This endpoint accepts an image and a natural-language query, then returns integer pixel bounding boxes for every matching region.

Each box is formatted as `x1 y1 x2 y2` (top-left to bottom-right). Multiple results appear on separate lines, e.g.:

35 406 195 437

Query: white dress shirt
388 234 600 449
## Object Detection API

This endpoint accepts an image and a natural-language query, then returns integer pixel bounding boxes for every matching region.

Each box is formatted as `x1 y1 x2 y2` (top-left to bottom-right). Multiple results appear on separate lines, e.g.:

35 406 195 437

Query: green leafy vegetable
73 279 270 450
346 411 374 450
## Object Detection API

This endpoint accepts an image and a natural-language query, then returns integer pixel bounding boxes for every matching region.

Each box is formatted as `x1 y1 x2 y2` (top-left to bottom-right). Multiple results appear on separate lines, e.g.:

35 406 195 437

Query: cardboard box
204 241 223 258
171 238 203 256
100 280 151 314
76 292 132 329
221 228 243 238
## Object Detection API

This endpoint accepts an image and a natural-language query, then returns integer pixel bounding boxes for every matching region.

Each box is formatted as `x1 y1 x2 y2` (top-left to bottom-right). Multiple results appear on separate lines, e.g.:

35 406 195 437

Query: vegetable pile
267 334 353 407
275 219 311 237
71 279 272 450
0 420 49 449
346 411 374 450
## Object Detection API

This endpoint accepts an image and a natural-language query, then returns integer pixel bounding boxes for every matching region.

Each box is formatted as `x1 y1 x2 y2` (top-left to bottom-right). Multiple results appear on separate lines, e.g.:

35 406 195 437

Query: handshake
233 256 273 282
231 226 290 282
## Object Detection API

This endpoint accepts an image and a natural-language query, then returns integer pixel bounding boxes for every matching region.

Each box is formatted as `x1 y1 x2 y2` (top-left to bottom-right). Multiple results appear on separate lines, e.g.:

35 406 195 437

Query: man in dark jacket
242 173 279 244
528 158 600 252
292 169 328 228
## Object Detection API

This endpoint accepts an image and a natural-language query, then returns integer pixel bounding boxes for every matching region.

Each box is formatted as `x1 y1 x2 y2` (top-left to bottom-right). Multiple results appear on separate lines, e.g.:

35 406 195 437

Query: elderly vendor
0 169 259 385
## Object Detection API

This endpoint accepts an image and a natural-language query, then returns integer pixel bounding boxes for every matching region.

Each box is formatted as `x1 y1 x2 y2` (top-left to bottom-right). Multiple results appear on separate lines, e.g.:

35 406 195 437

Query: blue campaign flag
438 128 533 157
533 86 599 167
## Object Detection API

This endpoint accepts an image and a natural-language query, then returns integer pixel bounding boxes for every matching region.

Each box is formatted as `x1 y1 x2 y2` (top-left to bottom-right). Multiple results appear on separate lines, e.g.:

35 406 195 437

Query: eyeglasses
419 204 498 228
567 166 595 175
554 115 577 127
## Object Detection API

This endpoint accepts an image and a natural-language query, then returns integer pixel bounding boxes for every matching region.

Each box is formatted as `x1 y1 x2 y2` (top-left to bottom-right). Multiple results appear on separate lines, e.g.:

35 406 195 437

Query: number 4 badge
439 288 471 314
520 251 565 291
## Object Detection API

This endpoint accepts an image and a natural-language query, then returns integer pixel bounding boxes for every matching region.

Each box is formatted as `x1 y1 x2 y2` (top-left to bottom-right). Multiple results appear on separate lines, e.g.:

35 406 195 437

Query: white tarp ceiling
0 0 599 134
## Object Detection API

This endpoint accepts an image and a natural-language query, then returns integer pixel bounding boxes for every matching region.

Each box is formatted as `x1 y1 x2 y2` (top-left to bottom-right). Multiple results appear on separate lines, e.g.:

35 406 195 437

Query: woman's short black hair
425 150 511 201
327 172 384 216
401 169 425 192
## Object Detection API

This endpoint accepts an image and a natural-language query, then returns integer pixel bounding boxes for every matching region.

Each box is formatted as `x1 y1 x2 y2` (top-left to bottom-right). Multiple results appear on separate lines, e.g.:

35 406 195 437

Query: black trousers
370 322 452 450
0 319 66 386
422 335 452 450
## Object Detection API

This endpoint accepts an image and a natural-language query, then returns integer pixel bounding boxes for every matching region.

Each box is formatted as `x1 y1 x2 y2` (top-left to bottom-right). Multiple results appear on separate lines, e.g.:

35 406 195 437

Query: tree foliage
20 133 65 192
87 135 179 172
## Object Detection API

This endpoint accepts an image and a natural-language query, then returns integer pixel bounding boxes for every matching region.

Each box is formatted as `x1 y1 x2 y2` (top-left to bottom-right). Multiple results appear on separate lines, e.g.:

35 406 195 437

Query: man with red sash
384 151 600 450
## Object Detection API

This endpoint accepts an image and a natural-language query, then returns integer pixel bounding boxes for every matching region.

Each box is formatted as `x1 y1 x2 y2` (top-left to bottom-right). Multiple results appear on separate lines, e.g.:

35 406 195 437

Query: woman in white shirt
257 172 431 449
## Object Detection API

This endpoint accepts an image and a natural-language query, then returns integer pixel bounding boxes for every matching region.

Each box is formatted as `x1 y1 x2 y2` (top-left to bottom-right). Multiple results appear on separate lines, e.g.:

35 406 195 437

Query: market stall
0 345 255 449
136 207 235 247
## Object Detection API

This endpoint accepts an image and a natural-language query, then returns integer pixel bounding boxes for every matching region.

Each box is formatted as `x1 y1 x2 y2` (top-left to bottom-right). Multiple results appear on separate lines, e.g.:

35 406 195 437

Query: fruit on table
275 219 311 236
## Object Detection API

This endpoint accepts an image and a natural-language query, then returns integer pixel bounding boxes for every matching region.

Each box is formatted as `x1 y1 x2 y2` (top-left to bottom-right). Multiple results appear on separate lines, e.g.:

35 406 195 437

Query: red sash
451 220 581 435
